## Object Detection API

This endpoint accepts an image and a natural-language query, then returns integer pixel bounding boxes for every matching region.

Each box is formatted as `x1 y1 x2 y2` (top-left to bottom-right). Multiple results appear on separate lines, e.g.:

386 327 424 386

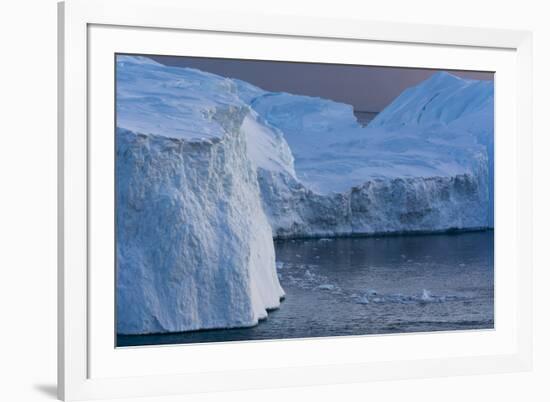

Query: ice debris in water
421 289 435 302
356 295 370 304
353 289 463 305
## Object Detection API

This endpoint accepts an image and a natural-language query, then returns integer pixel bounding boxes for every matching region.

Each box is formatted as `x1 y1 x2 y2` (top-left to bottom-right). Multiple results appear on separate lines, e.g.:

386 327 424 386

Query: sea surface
117 231 494 347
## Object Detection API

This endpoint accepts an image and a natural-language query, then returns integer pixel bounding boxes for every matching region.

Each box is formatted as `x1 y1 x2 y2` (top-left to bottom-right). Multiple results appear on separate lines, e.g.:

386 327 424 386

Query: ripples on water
118 231 494 346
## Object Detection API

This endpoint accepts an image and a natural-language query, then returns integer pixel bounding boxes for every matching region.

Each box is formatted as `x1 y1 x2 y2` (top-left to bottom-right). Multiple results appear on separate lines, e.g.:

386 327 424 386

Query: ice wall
116 57 283 335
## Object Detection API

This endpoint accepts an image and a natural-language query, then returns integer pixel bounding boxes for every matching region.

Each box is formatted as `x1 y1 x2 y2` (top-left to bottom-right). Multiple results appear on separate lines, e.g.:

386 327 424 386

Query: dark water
118 231 493 347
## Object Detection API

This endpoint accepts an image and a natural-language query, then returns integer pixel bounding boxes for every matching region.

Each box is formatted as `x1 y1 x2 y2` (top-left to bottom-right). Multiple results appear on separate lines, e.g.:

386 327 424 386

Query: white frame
89 25 519 380
58 0 533 400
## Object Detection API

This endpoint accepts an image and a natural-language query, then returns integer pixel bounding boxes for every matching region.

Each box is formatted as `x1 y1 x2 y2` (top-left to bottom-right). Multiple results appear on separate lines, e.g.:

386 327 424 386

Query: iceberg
369 71 494 227
246 71 493 237
116 56 284 335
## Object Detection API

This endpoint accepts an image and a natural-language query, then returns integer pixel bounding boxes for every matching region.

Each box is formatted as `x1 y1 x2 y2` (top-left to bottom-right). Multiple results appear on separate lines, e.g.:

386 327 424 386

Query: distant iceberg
116 56 493 334
244 71 493 237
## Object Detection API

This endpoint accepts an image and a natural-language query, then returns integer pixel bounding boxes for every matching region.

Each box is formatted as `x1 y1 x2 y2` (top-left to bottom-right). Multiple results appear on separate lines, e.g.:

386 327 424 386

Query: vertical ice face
369 71 494 227
116 57 283 335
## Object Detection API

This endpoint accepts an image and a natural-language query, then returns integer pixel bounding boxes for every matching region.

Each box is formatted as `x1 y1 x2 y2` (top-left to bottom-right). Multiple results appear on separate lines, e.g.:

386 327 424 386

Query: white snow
117 55 247 140
249 72 492 192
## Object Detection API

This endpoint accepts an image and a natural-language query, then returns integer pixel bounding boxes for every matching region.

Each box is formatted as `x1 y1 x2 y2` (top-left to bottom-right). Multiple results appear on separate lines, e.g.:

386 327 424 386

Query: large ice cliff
116 56 283 335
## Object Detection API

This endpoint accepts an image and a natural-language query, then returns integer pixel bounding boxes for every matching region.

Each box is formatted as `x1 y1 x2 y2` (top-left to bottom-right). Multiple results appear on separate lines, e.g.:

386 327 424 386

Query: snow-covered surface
116 55 493 333
245 72 493 236
117 55 248 140
116 56 284 335
249 72 492 196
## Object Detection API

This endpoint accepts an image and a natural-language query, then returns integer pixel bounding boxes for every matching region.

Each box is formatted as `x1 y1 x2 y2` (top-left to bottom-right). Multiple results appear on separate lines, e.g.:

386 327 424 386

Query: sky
149 55 494 112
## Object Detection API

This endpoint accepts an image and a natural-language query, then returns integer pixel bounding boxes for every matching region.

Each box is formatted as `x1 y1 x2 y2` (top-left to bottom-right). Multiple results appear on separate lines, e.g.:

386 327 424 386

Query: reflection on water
118 231 493 346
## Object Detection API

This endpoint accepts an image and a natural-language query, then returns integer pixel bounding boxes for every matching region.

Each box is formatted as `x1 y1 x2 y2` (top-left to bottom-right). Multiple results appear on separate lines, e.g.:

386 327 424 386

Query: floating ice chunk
356 296 370 304
421 289 434 302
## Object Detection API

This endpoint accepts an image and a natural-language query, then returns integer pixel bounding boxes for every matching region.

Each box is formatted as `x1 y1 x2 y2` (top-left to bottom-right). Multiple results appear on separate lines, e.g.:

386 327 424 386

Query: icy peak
370 70 493 129
423 71 462 86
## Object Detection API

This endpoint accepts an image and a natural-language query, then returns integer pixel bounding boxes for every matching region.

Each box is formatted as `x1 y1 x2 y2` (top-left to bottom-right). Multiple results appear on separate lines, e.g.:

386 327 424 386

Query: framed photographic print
58 0 533 400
